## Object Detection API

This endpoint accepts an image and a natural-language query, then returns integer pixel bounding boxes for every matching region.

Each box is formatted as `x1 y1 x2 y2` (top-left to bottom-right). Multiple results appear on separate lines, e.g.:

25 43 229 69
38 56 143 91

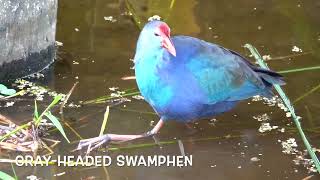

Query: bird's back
171 36 284 102
134 35 284 122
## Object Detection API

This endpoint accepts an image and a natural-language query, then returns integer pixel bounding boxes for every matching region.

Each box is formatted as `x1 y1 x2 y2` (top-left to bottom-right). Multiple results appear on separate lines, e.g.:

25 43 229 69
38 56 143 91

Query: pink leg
77 119 165 151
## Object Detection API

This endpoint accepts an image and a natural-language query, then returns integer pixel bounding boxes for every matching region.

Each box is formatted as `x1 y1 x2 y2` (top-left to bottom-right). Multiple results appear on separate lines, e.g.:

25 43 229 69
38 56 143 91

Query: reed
0 95 70 144
244 43 320 173
278 65 320 74
99 106 110 137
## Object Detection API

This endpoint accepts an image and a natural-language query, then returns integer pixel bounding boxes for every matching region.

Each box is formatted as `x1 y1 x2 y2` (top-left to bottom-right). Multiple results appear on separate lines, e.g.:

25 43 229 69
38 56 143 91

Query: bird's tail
254 67 285 98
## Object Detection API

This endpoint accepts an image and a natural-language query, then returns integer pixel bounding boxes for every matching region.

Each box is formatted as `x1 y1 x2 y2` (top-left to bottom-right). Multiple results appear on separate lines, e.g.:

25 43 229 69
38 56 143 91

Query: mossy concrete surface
0 0 58 81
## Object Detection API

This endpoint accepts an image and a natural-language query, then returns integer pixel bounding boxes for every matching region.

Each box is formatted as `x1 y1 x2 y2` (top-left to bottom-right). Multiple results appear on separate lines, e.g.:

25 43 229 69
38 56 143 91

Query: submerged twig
293 83 320 104
9 155 18 180
304 106 314 128
0 114 15 124
125 0 143 30
116 108 157 116
42 138 61 149
59 82 83 140
60 82 79 113
265 51 312 61
121 76 136 80
41 140 54 155
0 141 32 152
104 134 245 152
178 140 185 156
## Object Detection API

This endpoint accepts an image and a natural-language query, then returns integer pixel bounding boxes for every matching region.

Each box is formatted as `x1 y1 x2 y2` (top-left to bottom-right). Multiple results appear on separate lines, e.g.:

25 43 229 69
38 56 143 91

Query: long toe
77 134 111 153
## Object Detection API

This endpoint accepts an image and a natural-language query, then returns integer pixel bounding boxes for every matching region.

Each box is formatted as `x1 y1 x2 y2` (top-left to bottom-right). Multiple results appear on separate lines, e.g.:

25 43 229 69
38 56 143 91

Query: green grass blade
278 65 320 74
169 0 175 9
44 112 70 143
0 171 15 180
244 43 320 173
34 100 39 120
99 106 110 136
35 95 62 126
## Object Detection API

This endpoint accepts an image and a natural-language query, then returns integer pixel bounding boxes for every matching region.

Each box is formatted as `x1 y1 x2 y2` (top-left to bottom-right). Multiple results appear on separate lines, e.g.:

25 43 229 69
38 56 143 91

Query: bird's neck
134 47 169 104
134 45 164 62
134 47 163 76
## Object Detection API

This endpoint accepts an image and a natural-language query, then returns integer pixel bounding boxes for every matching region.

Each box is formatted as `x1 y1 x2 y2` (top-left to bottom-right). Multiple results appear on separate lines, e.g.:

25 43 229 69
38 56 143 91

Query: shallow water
1 0 320 179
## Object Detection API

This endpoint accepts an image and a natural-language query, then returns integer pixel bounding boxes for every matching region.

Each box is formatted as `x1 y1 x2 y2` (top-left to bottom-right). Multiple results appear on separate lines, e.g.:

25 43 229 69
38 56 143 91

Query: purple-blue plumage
74 20 286 146
134 21 285 122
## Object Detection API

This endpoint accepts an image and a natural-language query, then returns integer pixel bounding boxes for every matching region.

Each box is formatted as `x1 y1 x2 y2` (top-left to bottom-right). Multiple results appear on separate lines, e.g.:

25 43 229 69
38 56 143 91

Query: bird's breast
134 56 173 112
134 55 209 120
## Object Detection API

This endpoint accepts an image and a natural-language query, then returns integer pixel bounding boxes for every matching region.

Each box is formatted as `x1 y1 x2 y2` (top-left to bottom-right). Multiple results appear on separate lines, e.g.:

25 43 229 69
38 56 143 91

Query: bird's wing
173 36 266 104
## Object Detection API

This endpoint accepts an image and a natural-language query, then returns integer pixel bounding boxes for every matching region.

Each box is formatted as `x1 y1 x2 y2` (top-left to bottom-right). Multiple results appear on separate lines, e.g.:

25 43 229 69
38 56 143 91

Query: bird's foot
76 134 111 154
75 120 164 154
142 130 162 147
142 130 157 137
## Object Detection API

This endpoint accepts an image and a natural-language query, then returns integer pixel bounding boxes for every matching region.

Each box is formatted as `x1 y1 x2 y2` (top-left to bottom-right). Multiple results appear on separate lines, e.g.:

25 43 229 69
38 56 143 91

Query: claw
76 134 111 153
143 131 156 137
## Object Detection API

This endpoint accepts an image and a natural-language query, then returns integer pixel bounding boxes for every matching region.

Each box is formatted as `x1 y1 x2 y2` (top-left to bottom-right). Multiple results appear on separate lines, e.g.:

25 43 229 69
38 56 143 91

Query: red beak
161 34 176 57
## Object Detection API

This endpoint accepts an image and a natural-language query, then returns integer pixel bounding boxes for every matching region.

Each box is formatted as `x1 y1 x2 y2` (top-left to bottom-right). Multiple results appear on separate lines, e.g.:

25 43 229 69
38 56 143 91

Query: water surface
2 0 320 179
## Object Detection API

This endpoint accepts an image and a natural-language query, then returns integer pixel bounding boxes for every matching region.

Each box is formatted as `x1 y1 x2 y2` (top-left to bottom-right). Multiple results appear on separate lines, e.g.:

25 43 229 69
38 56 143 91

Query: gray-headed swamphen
77 20 285 150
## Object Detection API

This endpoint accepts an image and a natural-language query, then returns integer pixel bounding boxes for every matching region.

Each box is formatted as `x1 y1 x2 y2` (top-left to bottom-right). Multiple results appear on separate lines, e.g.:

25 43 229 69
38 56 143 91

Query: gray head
136 20 176 57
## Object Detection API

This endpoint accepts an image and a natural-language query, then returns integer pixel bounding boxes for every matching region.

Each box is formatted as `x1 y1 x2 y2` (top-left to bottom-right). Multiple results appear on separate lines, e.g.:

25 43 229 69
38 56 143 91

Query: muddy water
2 0 320 179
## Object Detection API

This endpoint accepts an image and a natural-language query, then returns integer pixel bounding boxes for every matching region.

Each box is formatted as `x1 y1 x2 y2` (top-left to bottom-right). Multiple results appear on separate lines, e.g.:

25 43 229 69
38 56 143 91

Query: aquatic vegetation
77 106 111 153
258 123 278 133
104 16 117 23
294 149 320 173
0 95 69 153
0 84 16 96
292 45 303 52
245 43 320 173
15 79 66 101
281 138 298 155
253 113 270 122
0 171 15 180
34 95 70 143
